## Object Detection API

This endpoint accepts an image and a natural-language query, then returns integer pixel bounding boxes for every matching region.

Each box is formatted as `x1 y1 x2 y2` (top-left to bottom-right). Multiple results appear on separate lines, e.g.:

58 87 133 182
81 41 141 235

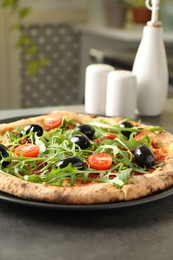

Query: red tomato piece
104 133 116 140
43 113 62 129
88 153 112 170
15 144 40 157
94 137 103 144
153 148 167 163
135 131 155 141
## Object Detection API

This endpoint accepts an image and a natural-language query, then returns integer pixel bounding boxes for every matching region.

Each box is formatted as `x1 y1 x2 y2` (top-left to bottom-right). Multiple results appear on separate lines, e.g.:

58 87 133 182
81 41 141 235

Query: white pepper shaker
105 70 137 119
85 64 114 115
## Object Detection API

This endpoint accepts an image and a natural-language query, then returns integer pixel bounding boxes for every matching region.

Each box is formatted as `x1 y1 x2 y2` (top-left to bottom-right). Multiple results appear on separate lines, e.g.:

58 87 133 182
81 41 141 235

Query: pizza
0 110 172 205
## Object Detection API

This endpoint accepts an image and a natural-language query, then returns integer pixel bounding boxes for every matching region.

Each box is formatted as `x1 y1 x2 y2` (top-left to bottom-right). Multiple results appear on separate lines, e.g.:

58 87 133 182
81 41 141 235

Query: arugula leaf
120 133 151 151
0 117 164 187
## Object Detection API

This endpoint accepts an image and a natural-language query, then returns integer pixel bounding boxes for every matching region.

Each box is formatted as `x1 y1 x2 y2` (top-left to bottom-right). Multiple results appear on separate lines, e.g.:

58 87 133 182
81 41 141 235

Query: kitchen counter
78 24 173 88
0 100 173 260
77 24 173 44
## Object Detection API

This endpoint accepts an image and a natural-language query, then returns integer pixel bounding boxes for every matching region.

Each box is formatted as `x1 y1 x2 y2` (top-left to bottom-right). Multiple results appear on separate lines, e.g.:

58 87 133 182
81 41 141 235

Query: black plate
0 114 172 210
0 187 173 210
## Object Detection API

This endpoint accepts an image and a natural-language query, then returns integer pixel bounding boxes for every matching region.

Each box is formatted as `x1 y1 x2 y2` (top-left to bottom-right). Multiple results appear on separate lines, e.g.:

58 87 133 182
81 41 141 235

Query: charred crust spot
85 114 98 118
20 183 27 188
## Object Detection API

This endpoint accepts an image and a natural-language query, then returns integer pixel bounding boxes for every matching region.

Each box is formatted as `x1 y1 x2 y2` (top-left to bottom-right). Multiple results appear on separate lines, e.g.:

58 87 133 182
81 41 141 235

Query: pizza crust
0 111 173 205
0 157 173 204
0 171 125 204
123 158 173 201
0 111 124 135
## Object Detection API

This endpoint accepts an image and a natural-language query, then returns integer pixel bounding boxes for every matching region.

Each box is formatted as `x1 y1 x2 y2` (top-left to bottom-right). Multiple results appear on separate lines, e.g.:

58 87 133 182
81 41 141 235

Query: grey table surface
0 100 173 260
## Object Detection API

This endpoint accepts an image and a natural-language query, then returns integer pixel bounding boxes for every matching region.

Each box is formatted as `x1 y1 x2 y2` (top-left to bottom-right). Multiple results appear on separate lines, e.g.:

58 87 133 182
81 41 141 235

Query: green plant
126 0 146 8
106 0 146 8
1 0 48 77
105 0 128 4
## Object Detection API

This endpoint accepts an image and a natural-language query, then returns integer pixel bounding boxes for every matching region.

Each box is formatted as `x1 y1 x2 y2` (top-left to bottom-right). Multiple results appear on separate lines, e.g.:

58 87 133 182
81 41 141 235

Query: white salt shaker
85 64 114 115
105 70 137 119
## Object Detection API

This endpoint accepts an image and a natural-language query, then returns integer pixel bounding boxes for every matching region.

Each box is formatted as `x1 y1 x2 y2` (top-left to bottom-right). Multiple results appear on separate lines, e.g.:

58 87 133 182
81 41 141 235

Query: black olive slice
56 156 84 169
23 124 43 137
76 124 95 139
0 144 10 167
71 134 91 149
134 145 155 168
119 121 133 138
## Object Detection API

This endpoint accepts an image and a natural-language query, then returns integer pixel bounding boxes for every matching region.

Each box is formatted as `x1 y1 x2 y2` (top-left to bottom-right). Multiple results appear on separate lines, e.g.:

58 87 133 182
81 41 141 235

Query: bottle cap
146 0 161 26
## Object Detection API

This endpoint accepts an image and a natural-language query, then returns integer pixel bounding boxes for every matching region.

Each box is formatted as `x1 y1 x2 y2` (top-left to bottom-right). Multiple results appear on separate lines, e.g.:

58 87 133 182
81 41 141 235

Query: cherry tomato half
135 131 155 141
15 144 40 157
88 153 112 170
43 113 62 129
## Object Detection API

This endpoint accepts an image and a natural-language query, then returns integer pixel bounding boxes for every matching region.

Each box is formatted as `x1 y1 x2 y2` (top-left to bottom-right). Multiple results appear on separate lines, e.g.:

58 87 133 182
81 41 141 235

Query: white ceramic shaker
85 64 114 115
132 0 168 116
105 70 137 119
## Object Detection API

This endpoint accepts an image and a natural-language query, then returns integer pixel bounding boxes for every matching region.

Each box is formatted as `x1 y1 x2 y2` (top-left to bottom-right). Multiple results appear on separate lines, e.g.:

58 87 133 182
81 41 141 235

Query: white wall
20 0 89 10
0 0 91 109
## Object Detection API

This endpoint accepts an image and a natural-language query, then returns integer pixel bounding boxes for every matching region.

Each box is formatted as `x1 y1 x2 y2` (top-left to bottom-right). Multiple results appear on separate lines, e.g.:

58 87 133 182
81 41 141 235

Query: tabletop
0 99 173 260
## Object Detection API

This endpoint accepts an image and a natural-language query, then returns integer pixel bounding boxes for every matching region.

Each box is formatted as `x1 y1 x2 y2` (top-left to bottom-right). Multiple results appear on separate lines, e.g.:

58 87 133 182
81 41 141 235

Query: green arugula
0 118 164 187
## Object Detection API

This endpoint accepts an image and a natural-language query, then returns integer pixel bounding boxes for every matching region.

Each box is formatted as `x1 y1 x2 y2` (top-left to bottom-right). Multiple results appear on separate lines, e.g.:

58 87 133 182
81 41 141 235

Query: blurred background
0 0 172 109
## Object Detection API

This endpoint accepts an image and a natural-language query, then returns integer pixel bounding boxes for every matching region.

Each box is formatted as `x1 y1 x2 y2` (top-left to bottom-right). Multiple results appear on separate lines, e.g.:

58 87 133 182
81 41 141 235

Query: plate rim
0 186 173 210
